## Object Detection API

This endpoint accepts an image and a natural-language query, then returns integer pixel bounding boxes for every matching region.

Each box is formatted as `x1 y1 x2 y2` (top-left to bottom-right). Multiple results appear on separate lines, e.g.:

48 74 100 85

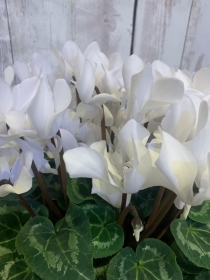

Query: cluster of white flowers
0 41 210 215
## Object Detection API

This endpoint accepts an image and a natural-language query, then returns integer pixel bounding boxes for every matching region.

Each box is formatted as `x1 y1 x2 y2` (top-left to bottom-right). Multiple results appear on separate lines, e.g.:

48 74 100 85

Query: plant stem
56 130 69 209
31 161 63 219
17 194 36 217
139 190 176 242
145 186 165 230
121 193 127 213
156 208 182 240
101 106 106 142
144 122 148 129
118 205 139 226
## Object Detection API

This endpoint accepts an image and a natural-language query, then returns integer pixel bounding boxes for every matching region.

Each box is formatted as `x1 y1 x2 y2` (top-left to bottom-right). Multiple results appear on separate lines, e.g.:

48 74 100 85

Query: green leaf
131 186 159 217
16 203 95 280
171 219 210 269
0 252 40 280
189 201 210 224
0 200 48 256
171 241 203 275
81 204 123 258
67 177 94 204
0 201 31 256
195 270 210 280
107 239 182 280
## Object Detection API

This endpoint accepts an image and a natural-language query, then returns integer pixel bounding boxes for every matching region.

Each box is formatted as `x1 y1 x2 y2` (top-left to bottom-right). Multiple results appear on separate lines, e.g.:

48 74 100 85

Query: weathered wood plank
6 0 73 66
0 0 13 77
181 0 210 71
133 0 193 69
71 0 134 59
6 0 134 67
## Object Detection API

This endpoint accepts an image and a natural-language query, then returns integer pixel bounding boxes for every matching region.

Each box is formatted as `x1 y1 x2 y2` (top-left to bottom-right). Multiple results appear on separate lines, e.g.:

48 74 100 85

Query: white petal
53 79 71 114
0 184 16 197
84 42 101 57
76 59 95 103
109 52 123 71
13 77 40 112
64 147 110 183
156 129 197 204
77 102 101 120
27 79 54 137
161 95 196 142
89 93 120 106
4 111 28 134
13 167 32 195
103 104 113 127
118 119 150 159
152 60 175 78
60 129 78 152
123 54 144 93
13 61 30 81
92 178 131 208
4 66 14 86
0 78 13 113
193 68 210 95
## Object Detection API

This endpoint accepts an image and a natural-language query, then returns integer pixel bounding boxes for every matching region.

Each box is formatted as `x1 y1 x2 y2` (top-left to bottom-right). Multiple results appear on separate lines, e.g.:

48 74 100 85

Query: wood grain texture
181 0 210 71
71 0 134 59
6 0 73 66
6 0 134 67
0 0 13 77
133 0 193 69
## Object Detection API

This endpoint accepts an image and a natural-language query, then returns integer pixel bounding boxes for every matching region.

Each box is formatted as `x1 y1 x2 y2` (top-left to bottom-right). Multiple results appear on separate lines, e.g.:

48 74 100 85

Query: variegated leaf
16 203 94 280
171 219 210 269
107 239 182 280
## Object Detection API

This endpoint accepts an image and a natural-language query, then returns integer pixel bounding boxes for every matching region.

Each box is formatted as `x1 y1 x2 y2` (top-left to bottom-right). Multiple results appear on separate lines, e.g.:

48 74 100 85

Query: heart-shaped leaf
189 201 210 223
171 241 203 275
0 252 40 280
67 178 93 204
81 204 123 258
16 203 95 280
171 219 210 269
0 200 32 255
107 239 182 280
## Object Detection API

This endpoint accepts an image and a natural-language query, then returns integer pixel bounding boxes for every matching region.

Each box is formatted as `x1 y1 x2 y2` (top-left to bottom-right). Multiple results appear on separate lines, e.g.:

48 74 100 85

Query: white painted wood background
0 0 210 77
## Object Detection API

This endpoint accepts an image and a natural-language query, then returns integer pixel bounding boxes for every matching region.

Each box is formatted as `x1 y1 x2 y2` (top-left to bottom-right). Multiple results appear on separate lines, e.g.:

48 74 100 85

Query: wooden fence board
71 0 134 59
0 0 13 77
181 0 210 72
6 0 73 66
133 0 193 69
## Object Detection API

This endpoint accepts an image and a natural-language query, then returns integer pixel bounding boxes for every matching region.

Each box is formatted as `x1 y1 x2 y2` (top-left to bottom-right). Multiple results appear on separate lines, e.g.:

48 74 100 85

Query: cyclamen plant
0 41 210 280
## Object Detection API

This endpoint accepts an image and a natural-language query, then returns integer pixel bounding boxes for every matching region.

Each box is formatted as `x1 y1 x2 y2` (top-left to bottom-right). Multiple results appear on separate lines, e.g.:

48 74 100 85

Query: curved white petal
4 66 14 86
161 95 196 142
76 59 95 103
77 102 101 120
156 129 197 204
27 79 54 137
64 147 110 183
53 79 72 114
122 54 145 93
13 61 30 81
89 93 120 106
118 119 150 159
193 68 210 95
92 178 131 208
152 60 175 78
13 166 32 195
0 78 13 114
60 129 78 152
13 77 40 112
